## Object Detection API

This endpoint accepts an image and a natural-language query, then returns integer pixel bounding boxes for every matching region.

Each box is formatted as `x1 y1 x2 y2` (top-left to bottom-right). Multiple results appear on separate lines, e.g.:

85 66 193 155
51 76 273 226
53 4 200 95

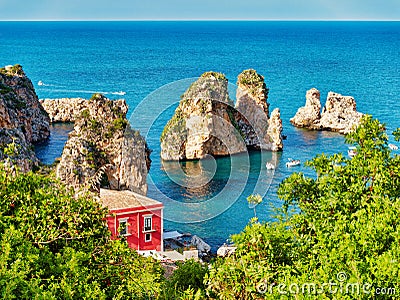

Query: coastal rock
40 98 90 123
235 69 283 151
267 108 283 151
290 88 321 128
160 72 246 160
0 64 50 171
291 89 363 134
319 92 363 134
56 94 150 195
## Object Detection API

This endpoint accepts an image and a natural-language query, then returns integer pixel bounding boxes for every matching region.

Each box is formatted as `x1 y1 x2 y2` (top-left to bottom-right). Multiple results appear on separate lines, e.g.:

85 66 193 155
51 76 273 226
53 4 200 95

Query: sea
1 21 399 251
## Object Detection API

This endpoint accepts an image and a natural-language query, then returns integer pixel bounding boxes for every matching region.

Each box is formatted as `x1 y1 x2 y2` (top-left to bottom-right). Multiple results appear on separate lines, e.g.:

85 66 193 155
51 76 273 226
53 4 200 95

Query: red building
100 188 163 251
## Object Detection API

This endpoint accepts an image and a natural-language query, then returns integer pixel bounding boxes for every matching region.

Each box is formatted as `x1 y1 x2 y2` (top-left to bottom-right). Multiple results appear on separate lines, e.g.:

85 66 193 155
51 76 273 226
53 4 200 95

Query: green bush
162 259 208 299
206 115 400 299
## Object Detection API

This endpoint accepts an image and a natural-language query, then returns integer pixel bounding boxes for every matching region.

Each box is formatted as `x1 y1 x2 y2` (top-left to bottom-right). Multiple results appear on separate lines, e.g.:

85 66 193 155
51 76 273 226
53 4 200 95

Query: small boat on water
37 80 44 86
348 146 357 158
113 91 126 96
286 158 300 168
389 143 398 150
265 162 275 170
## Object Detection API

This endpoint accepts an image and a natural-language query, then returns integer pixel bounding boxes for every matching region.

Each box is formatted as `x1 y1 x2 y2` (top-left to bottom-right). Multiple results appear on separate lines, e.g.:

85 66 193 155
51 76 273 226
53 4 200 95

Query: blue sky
0 0 399 20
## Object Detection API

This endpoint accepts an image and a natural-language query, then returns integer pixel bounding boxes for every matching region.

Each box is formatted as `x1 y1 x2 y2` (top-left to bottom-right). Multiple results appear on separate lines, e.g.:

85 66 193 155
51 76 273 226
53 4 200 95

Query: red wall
105 205 163 251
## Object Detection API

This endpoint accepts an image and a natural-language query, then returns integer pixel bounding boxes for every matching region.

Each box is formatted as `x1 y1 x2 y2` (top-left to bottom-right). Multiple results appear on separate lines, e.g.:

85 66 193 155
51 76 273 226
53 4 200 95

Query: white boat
217 243 237 257
286 158 300 168
37 80 44 86
389 143 398 150
113 91 126 96
265 162 275 170
348 146 357 158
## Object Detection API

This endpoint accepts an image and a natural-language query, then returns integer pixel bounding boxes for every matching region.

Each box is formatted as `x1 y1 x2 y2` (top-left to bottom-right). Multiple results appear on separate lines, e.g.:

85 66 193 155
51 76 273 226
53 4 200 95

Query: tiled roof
100 189 163 211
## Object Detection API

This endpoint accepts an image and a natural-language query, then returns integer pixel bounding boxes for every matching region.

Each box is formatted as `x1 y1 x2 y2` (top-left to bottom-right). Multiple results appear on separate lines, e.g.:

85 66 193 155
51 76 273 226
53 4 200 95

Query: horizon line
0 18 399 22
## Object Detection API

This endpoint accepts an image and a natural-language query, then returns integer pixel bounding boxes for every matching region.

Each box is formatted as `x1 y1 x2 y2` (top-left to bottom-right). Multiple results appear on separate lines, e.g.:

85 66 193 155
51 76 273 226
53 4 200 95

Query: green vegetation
0 164 164 299
227 106 245 140
2 115 399 299
237 69 269 98
80 108 90 119
111 117 128 132
0 64 25 76
206 115 400 299
163 259 208 299
160 106 187 143
200 71 227 81
90 93 104 101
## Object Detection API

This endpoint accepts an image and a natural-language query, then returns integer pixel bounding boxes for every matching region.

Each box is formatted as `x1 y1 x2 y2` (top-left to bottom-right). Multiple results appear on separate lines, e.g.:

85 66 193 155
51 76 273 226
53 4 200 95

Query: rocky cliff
0 64 50 171
235 69 283 151
291 88 363 134
55 94 150 195
161 72 247 160
160 70 283 161
40 98 89 123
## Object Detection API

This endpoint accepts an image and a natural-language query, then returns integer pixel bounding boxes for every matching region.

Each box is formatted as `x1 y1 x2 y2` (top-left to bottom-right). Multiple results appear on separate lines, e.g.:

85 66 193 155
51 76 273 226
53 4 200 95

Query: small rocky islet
1 64 363 195
290 87 363 134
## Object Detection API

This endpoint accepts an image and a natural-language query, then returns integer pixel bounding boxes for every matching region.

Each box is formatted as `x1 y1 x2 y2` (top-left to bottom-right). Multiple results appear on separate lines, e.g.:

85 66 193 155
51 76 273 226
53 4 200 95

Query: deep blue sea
1 21 399 250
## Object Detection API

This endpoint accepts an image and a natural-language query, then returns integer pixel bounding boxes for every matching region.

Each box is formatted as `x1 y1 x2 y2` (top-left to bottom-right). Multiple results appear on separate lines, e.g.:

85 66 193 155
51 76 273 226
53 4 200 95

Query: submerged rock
291 88 363 134
56 94 150 195
235 69 283 150
160 72 247 160
0 64 50 171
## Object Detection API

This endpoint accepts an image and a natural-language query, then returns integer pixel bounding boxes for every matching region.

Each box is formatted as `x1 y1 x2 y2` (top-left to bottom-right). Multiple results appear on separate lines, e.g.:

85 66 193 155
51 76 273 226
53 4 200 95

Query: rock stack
160 70 283 161
54 94 150 195
235 69 283 151
291 88 363 134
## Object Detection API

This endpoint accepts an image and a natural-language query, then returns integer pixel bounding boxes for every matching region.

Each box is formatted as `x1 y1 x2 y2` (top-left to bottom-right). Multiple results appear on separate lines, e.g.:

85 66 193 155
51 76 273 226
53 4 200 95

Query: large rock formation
319 92 363 134
290 88 321 128
55 94 150 195
0 64 50 171
160 72 247 160
291 88 363 134
40 98 89 123
235 69 283 151
160 70 283 161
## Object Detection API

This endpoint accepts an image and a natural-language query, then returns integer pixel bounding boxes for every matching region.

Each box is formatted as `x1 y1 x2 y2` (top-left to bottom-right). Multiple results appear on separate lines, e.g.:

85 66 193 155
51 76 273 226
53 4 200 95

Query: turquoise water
1 21 399 250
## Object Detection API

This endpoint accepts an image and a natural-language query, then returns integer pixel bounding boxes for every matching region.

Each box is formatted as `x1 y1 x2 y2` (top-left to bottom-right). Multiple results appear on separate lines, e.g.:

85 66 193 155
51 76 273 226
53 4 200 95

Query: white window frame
118 218 129 236
145 232 152 242
143 215 153 233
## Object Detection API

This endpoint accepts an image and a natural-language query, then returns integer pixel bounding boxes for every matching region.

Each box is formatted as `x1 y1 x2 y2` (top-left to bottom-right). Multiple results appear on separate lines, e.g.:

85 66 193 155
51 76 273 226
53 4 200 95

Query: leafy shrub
206 115 400 299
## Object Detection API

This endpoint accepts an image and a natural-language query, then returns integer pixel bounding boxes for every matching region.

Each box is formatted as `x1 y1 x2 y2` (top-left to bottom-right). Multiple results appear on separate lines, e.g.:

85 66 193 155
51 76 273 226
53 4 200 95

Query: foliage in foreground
0 166 164 299
206 116 400 299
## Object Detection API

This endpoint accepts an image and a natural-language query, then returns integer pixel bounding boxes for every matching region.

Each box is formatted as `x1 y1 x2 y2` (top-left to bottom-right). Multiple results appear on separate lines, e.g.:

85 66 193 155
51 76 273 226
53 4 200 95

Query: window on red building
144 215 152 232
118 218 128 236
